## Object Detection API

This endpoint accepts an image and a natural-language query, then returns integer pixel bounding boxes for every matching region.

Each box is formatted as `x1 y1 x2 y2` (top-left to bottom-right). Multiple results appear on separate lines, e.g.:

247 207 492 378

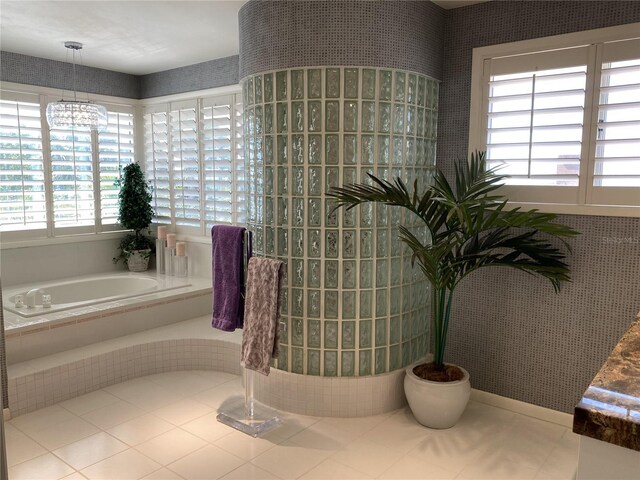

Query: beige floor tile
190 381 244 409
330 439 405 478
167 444 245 480
10 405 78 435
5 423 48 467
8 452 75 480
362 407 432 451
152 398 212 426
219 463 282 480
81 400 146 430
251 440 330 479
141 468 185 480
27 415 100 450
182 412 237 443
107 414 175 446
146 370 224 396
135 428 207 465
457 454 540 480
52 431 128 470
378 453 457 479
61 473 89 480
536 430 579 480
81 448 161 480
299 458 373 480
214 429 279 460
60 390 121 416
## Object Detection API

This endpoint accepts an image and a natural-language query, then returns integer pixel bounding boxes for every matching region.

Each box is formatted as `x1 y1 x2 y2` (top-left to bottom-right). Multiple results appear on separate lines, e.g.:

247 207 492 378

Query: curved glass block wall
243 67 438 376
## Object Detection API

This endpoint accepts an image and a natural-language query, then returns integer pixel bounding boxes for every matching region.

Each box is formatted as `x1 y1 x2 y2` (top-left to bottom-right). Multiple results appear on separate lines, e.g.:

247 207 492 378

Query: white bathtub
4 273 192 318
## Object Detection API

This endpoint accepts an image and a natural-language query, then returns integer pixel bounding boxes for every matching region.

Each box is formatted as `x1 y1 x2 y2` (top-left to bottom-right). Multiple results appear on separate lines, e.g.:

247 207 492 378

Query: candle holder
156 238 166 274
164 247 176 276
174 255 188 277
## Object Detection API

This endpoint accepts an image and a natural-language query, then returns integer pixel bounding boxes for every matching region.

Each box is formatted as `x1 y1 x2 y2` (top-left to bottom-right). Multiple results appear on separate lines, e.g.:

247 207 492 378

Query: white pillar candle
176 242 186 256
157 225 167 240
166 233 177 248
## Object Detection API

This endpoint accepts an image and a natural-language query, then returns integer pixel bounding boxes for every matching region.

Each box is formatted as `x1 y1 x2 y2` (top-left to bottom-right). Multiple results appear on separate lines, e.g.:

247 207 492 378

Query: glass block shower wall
244 67 438 376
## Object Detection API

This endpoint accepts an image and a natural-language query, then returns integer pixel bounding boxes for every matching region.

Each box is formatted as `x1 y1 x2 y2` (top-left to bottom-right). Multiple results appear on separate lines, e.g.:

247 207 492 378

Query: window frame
469 22 640 217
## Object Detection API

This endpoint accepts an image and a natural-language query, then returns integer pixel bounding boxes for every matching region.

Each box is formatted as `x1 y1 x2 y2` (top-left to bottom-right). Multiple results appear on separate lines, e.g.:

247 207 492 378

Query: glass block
344 135 357 165
341 321 356 349
390 258 401 285
326 167 339 191
344 102 357 132
255 105 263 135
343 230 356 258
343 260 356 289
361 101 376 133
276 103 288 133
342 291 356 319
308 101 322 132
277 227 287 255
246 77 254 105
401 342 411 368
291 318 304 346
407 74 417 104
326 230 338 258
308 166 322 196
279 316 289 345
308 290 321 318
389 344 399 371
325 260 338 288
343 207 356 228
379 70 392 100
376 229 388 256
292 167 304 196
406 138 416 166
308 350 320 375
323 351 337 376
393 104 405 135
402 312 412 341
308 229 321 258
264 135 274 164
324 320 338 348
326 68 340 98
390 287 400 315
417 76 426 107
360 290 372 318
390 235 400 256
291 69 304 99
308 69 322 99
390 316 401 345
292 347 303 374
291 101 304 132
277 198 288 227
326 198 338 227
376 204 388 227
392 138 403 166
308 259 321 288
360 230 372 258
344 68 358 98
325 101 339 132
341 351 355 376
395 71 405 102
376 289 388 318
378 136 390 165
308 319 321 348
375 318 387 347
278 345 289 370
263 104 273 135
291 288 304 317
265 227 275 255
308 198 321 227
375 348 387 374
360 203 372 227
308 134 322 164
359 350 372 376
276 70 287 101
362 69 376 99
277 135 287 164
254 228 263 253
264 72 274 102
264 167 273 196
277 166 288 195
359 320 372 348
360 259 373 288
378 103 391 133
342 167 356 188
361 136 374 165
292 228 304 257
376 259 388 287
406 106 416 135
325 135 339 165
292 259 304 287
411 338 419 362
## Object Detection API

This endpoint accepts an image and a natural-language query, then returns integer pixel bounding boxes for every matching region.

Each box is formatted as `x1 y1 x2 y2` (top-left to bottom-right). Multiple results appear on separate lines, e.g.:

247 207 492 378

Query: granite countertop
573 313 640 452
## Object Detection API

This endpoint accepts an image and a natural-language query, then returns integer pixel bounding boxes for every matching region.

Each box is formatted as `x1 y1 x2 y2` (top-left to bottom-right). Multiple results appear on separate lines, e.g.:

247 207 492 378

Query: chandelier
46 42 107 132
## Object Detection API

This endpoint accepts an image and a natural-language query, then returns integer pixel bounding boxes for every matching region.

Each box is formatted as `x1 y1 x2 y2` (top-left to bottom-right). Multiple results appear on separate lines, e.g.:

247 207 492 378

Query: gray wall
239 0 445 79
438 0 640 413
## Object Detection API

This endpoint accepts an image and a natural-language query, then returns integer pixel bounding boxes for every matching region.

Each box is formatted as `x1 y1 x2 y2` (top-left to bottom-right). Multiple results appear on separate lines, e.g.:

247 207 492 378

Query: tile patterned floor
5 370 579 480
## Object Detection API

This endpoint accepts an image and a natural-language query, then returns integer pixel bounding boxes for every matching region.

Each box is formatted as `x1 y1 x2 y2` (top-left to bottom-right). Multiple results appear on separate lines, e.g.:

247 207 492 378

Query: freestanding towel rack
216 230 283 437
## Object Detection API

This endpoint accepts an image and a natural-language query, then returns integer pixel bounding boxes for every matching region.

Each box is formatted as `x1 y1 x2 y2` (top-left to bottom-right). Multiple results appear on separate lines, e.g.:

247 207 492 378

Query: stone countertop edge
573 312 640 452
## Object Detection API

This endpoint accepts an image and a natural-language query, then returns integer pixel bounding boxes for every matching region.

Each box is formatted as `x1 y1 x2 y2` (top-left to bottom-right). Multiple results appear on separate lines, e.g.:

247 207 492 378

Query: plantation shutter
234 95 246 224
589 38 640 206
483 46 590 204
144 107 171 223
170 101 201 227
98 109 135 226
0 93 47 233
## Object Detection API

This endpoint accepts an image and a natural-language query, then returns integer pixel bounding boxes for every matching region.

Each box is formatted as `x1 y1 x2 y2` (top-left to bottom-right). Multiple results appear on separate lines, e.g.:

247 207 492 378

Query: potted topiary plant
113 162 155 272
329 151 578 429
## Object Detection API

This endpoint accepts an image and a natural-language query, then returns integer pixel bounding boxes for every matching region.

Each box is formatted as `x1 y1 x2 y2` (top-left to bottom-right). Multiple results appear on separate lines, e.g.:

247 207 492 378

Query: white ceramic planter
127 249 151 272
404 360 471 429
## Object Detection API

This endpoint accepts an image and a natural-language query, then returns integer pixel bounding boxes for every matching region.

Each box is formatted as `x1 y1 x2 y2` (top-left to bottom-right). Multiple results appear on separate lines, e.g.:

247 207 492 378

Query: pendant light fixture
46 41 108 132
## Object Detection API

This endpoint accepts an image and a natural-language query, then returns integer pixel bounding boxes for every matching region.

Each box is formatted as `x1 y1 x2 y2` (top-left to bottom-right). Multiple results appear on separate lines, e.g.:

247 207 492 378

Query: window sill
0 231 129 250
507 202 640 218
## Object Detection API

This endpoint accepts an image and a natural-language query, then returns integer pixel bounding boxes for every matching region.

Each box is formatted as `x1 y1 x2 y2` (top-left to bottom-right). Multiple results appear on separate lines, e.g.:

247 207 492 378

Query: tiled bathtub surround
244 67 438 377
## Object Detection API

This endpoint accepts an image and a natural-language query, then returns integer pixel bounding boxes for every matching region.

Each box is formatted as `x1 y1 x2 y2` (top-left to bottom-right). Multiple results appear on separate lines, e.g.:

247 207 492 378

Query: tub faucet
25 288 46 308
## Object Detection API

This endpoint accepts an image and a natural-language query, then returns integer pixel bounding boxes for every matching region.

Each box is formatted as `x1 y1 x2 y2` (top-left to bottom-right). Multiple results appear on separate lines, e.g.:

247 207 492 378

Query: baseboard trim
471 388 573 428
3 408 11 421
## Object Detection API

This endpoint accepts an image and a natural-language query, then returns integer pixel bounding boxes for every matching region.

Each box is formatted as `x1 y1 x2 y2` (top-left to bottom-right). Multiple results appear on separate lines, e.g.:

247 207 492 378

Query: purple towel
211 225 250 331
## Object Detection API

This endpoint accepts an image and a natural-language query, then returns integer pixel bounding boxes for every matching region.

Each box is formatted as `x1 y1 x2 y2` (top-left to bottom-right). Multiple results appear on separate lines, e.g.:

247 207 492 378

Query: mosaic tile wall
438 1 640 413
238 0 445 80
244 67 438 376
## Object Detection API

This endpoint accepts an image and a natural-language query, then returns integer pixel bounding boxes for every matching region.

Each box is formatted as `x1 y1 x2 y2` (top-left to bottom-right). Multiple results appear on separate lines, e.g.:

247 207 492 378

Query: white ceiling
1 0 489 76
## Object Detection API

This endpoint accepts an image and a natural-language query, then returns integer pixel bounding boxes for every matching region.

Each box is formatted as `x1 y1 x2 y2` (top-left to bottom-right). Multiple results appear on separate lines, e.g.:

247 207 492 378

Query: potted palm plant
113 162 155 272
329 151 577 428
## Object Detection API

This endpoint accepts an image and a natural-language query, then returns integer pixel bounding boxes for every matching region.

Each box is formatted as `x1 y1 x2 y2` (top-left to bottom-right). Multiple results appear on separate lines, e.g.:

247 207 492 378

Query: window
143 93 245 235
0 88 135 237
470 24 640 215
